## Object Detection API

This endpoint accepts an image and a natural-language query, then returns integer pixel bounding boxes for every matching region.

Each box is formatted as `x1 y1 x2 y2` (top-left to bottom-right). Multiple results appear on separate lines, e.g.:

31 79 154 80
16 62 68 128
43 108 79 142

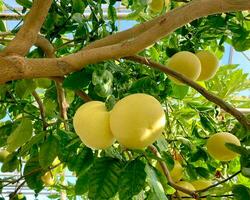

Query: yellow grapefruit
73 101 114 149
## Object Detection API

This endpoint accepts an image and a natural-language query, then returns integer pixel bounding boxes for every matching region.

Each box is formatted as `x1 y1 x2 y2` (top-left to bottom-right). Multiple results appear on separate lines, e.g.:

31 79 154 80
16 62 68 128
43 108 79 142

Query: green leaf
225 143 247 155
232 185 250 200
72 0 85 13
0 20 6 32
75 173 90 195
118 159 146 200
241 167 250 178
15 80 37 99
88 157 122 200
145 164 168 200
16 0 32 8
196 167 210 179
1 153 19 172
7 118 33 152
24 156 44 193
199 113 216 133
68 147 94 176
19 132 47 156
171 83 189 100
63 71 91 90
39 135 59 169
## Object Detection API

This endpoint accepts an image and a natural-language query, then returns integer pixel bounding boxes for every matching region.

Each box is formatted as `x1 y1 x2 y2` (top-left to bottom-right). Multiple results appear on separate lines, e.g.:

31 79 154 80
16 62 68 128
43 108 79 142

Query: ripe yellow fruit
41 172 54 186
170 160 184 182
175 181 195 199
149 0 164 12
196 50 219 81
156 160 183 182
167 51 201 84
206 132 241 161
0 150 9 163
110 93 166 149
73 101 114 150
191 180 212 200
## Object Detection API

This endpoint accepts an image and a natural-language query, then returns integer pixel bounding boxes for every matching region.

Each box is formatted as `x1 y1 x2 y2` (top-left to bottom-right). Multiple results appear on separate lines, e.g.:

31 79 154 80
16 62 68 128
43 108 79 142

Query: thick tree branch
0 0 249 83
1 0 53 56
126 55 250 130
148 145 198 198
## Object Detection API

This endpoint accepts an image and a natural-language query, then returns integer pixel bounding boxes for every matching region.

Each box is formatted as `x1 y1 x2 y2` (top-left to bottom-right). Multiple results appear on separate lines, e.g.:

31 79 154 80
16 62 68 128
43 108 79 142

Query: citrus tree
0 0 250 199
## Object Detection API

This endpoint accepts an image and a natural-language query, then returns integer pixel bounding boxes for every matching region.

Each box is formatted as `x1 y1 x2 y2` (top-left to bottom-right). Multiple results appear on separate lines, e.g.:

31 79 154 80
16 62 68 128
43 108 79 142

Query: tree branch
126 55 250 130
1 0 53 56
196 170 241 193
148 145 198 198
32 91 48 130
0 0 249 84
55 81 69 131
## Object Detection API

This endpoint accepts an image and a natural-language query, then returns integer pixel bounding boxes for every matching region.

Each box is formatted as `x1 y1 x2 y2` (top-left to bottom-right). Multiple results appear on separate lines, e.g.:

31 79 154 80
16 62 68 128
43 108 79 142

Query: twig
32 91 48 130
55 81 69 131
75 90 92 102
126 55 250 130
196 170 241 193
241 52 250 62
9 181 25 200
148 145 198 198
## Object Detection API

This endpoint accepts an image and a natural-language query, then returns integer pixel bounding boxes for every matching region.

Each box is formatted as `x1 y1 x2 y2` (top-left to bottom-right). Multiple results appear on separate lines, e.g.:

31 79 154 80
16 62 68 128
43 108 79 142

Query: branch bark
148 145 198 198
32 91 47 130
126 55 250 130
1 0 53 56
0 0 249 84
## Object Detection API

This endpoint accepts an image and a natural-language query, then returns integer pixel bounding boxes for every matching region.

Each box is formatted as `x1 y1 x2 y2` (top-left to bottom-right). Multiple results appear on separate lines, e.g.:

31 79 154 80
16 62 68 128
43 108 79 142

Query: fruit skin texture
167 51 201 84
73 101 114 150
110 93 166 149
149 0 164 12
206 132 241 161
170 160 184 182
0 150 9 163
41 172 54 186
156 160 183 182
174 181 195 199
191 180 212 200
196 50 219 81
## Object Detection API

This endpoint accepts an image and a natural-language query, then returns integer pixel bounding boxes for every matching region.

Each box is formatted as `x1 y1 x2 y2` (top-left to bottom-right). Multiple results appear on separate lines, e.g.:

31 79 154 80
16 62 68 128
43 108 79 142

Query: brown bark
1 0 53 56
126 55 250 130
0 0 249 83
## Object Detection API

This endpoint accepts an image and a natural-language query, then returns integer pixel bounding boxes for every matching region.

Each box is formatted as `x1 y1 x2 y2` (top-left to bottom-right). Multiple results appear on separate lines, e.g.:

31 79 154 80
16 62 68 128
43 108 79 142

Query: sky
1 0 250 199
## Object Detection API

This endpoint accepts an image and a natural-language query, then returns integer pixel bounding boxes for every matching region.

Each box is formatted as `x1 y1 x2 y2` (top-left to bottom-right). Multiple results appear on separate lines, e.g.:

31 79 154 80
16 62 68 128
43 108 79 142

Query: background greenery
0 0 249 199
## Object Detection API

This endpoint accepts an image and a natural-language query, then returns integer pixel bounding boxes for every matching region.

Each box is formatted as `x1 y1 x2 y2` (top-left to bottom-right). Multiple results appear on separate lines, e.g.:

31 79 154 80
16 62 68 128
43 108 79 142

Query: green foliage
118 159 146 200
88 157 123 200
0 0 249 199
7 118 33 152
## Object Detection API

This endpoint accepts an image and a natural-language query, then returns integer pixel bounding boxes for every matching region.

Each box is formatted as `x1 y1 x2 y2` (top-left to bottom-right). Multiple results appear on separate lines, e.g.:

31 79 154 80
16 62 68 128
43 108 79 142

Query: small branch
75 90 92 102
0 13 23 20
32 91 48 130
1 0 53 56
241 52 250 62
55 81 69 131
196 170 241 193
126 55 250 130
9 181 25 200
148 145 198 198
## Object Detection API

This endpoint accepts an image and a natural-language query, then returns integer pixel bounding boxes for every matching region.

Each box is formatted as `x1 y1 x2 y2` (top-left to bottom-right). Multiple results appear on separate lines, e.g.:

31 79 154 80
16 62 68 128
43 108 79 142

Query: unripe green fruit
0 150 9 163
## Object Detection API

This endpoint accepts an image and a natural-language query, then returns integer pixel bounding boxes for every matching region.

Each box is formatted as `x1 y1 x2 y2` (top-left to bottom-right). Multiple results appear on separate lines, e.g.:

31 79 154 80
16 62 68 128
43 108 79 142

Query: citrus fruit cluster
73 93 166 150
167 50 219 84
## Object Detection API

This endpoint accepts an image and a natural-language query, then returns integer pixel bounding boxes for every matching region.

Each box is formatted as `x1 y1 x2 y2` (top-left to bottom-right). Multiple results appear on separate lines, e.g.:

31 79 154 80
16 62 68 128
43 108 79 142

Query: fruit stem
148 145 198 198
